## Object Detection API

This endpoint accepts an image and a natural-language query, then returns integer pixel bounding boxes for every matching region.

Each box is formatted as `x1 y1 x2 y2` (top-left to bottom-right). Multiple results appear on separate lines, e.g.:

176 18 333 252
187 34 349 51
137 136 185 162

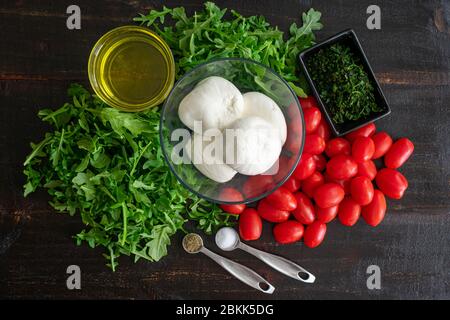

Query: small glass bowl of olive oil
88 25 175 112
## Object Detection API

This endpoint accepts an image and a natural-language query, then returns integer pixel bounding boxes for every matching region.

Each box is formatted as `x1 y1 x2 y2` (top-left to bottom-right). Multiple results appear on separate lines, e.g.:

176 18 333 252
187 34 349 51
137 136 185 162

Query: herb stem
121 202 128 246
52 128 65 166
130 141 152 177
109 246 116 272
23 135 51 166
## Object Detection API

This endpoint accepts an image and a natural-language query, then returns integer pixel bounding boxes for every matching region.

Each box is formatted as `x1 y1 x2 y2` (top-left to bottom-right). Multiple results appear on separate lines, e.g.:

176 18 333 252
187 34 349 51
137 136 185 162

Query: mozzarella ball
185 133 237 183
242 92 287 144
178 76 244 134
225 116 282 175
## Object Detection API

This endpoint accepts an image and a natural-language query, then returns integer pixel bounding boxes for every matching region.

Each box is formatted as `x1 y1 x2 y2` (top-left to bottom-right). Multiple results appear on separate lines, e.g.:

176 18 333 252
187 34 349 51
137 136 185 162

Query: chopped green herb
306 43 382 124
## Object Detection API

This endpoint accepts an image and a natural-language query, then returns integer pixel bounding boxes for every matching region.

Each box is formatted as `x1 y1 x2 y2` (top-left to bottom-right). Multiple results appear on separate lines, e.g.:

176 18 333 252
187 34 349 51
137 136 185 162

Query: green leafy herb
306 43 382 124
23 85 234 270
134 2 322 97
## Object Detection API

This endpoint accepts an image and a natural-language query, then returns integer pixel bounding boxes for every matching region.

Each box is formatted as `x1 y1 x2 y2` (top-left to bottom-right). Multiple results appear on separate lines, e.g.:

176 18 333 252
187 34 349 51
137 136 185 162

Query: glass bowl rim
159 57 305 205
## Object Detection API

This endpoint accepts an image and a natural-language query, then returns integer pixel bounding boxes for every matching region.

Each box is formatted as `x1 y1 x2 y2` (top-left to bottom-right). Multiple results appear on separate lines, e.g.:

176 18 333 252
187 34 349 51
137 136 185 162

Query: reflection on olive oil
102 38 168 105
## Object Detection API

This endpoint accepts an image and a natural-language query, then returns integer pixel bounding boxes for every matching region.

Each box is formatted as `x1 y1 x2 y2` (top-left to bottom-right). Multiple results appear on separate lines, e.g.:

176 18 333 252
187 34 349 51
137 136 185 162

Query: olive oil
88 26 175 112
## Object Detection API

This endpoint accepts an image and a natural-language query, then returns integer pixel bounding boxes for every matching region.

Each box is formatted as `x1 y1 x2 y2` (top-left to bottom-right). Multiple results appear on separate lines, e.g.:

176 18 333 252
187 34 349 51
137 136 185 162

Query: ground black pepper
183 233 203 253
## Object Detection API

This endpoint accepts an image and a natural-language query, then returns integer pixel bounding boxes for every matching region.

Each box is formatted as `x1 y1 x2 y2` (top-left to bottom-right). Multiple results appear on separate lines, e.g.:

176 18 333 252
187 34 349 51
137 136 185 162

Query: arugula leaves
24 85 234 270
134 2 322 97
24 2 322 270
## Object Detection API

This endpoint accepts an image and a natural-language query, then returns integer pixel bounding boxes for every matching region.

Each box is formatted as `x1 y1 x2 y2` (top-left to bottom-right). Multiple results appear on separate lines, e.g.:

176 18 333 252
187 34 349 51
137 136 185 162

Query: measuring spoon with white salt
215 227 316 283
182 233 275 294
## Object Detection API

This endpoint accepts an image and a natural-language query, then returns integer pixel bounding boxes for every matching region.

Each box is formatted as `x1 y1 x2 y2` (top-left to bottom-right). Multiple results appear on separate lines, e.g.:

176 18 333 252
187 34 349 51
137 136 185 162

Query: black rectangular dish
299 29 391 136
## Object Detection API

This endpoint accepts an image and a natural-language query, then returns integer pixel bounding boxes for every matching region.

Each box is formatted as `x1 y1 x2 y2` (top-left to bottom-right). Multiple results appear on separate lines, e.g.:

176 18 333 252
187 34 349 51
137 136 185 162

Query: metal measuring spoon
215 227 316 283
182 233 275 294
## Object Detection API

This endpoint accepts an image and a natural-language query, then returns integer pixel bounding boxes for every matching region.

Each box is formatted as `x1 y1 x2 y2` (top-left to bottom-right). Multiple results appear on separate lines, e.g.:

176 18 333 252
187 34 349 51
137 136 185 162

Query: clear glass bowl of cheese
160 58 304 204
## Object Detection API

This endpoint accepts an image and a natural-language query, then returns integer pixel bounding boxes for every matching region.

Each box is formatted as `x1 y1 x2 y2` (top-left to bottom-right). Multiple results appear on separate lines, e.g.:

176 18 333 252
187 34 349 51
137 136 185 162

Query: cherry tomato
324 173 351 194
384 138 414 169
285 131 302 154
303 221 327 248
352 137 375 163
282 176 301 193
325 138 351 158
338 197 361 226
316 205 339 223
302 171 325 198
326 155 358 180
361 190 386 227
219 188 245 214
372 131 393 159
239 208 262 241
293 153 316 180
303 107 322 134
273 220 304 244
313 154 327 172
292 192 315 225
288 117 302 136
357 160 377 181
266 187 297 211
287 102 301 121
304 134 326 155
257 199 290 222
314 118 332 141
273 156 293 182
314 183 345 208
350 176 374 206
345 123 376 142
375 168 408 199
242 175 274 198
299 96 318 109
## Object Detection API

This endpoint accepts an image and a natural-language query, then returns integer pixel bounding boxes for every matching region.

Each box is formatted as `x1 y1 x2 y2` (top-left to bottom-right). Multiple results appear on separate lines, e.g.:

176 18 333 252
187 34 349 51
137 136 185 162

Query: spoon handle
200 247 275 294
238 243 315 283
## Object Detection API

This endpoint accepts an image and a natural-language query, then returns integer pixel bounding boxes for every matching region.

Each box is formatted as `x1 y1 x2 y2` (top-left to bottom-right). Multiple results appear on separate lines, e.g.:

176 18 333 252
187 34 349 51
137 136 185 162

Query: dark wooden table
0 0 449 300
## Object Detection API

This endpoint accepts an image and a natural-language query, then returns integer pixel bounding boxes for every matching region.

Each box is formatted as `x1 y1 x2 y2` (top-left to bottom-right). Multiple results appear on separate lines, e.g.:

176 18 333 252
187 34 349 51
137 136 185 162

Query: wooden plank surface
0 0 449 299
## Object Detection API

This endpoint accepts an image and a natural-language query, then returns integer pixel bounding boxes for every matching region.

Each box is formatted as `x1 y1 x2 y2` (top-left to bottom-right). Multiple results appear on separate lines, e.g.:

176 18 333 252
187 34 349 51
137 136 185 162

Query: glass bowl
160 58 304 204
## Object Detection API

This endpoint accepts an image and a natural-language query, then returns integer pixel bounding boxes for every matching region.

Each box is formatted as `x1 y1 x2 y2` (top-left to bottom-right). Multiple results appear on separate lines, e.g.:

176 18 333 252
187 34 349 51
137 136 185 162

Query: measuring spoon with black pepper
182 233 275 294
